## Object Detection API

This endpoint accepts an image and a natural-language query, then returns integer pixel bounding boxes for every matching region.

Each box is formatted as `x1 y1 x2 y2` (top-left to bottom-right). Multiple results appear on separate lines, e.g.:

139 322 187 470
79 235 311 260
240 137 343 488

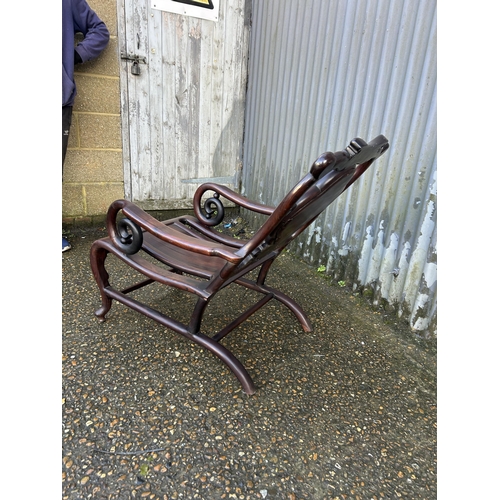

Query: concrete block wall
62 0 123 226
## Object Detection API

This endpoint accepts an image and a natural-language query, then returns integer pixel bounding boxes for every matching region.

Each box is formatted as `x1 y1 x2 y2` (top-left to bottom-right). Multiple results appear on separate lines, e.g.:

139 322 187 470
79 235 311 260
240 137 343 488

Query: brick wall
62 0 123 226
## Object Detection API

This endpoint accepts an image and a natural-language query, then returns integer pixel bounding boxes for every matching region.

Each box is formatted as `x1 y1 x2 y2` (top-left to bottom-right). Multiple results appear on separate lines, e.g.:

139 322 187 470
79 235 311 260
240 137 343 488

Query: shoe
62 237 71 253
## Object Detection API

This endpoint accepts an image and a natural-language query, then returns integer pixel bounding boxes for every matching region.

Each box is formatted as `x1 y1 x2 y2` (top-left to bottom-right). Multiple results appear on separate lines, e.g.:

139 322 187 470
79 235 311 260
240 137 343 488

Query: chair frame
90 135 389 394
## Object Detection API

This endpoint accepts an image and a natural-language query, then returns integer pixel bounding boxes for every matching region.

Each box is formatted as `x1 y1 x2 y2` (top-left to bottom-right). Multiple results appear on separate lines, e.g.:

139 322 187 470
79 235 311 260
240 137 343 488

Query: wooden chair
90 135 389 394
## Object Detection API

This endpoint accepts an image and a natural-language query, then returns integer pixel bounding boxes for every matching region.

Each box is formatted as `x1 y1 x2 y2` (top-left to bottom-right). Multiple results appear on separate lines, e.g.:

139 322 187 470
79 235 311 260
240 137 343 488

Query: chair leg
254 259 312 331
190 331 256 395
90 242 113 321
270 287 313 332
187 297 256 394
212 293 274 342
235 277 313 332
257 259 273 286
187 297 208 335
99 286 256 394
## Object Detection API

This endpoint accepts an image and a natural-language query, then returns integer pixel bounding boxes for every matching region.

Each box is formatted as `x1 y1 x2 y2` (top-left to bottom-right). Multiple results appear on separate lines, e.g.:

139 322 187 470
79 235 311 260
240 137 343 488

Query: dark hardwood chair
90 135 389 394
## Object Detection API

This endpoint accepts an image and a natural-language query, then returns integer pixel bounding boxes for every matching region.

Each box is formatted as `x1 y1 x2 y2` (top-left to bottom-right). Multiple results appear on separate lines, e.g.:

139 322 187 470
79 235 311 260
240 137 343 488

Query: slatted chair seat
90 135 389 394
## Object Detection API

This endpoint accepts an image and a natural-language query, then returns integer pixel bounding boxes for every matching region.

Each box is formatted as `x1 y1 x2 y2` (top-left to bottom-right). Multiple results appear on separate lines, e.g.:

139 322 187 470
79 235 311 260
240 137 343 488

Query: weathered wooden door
118 0 251 210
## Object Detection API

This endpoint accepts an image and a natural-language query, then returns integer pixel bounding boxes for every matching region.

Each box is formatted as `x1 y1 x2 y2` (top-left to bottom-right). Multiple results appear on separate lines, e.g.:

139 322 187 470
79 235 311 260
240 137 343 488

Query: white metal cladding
242 0 437 336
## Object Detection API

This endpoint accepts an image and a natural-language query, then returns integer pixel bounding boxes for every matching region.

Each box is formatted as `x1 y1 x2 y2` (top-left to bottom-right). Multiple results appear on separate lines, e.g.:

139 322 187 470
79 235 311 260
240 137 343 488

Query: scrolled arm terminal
195 192 225 226
106 200 144 255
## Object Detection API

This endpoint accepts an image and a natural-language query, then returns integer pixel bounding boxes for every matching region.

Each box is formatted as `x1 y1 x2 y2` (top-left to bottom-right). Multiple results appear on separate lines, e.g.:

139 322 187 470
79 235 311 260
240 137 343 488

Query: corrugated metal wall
242 0 437 336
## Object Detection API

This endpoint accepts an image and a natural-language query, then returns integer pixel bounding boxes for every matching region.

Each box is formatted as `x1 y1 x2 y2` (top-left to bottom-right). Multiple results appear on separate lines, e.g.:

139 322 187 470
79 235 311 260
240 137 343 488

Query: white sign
152 0 219 22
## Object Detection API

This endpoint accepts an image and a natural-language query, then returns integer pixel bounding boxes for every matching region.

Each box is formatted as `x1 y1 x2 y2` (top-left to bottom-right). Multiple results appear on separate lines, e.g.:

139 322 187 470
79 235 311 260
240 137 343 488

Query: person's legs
62 105 73 169
62 106 73 252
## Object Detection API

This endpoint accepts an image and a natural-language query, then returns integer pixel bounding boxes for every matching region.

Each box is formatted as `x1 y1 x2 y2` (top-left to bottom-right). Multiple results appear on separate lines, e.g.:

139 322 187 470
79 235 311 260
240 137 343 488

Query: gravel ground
62 223 437 500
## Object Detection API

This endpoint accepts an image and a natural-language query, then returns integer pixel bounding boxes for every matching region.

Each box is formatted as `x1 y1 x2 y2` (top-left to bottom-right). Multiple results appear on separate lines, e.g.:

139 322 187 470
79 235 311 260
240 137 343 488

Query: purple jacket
62 0 109 107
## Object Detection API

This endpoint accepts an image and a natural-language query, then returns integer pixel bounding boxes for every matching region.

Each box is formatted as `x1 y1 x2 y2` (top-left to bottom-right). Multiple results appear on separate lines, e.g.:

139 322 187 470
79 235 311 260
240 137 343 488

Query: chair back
235 136 389 267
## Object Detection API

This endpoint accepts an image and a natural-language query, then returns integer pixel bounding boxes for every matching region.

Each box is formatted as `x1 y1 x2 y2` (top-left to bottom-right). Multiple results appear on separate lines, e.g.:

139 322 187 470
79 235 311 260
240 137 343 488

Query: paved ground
62 224 437 500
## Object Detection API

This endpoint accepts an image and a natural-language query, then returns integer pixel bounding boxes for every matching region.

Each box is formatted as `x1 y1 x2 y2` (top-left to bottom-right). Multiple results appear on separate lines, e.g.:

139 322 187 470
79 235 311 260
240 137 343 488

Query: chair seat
141 222 231 280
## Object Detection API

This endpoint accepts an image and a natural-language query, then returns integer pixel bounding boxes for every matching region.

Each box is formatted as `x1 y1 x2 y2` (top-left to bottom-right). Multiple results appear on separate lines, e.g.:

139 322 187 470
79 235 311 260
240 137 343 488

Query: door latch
121 53 147 76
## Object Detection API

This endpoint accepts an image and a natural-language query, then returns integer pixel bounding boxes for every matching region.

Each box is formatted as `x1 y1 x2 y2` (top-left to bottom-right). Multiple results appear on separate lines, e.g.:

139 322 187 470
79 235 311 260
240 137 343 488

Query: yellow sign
173 0 214 9
152 0 219 21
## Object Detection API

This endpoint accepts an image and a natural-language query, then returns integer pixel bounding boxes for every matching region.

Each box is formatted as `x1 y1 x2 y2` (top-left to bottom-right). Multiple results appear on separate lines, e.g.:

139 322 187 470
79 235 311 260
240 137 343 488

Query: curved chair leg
255 259 313 331
90 242 113 321
189 332 256 395
268 287 313 332
188 297 208 335
100 286 256 394
187 298 256 394
257 259 274 286
235 277 313 332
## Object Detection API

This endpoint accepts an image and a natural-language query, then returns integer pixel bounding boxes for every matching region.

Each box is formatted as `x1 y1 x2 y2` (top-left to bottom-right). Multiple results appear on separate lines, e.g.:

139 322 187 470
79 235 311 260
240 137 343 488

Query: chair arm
193 183 275 226
106 199 242 263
